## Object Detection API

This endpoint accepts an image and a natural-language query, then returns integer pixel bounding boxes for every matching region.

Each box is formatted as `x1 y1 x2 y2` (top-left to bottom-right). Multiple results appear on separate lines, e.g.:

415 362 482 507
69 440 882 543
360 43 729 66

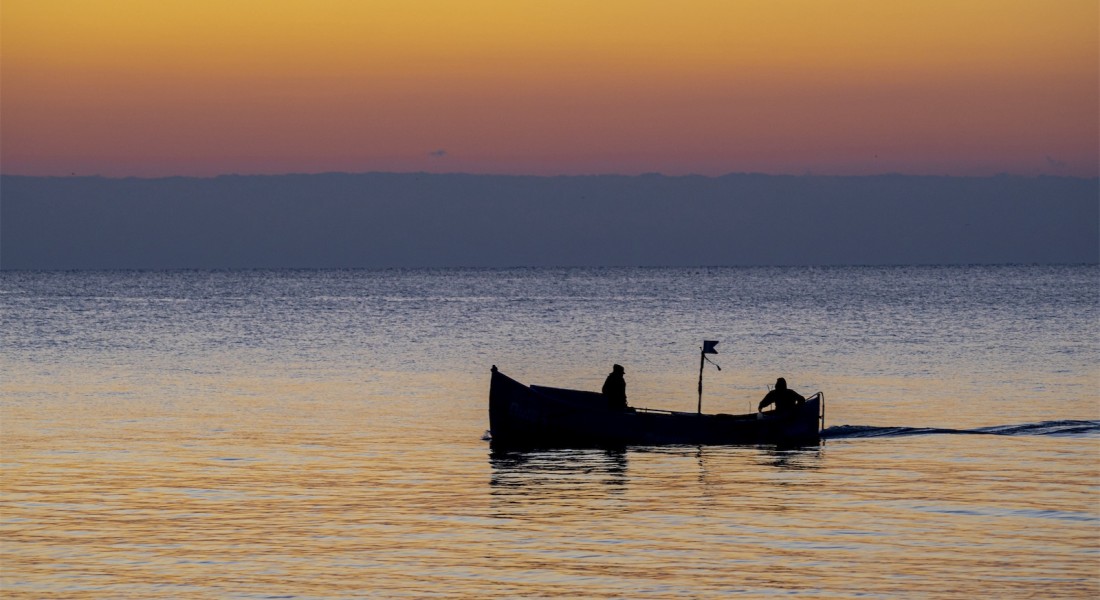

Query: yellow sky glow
2 0 1097 176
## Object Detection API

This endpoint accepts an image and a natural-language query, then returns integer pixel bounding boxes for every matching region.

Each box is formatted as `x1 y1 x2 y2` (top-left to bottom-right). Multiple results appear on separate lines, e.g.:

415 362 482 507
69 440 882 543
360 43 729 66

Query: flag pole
697 347 705 414
698 340 720 414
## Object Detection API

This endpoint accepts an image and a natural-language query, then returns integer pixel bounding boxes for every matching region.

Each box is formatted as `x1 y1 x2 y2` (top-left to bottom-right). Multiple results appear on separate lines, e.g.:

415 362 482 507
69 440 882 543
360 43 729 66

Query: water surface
2 266 1097 598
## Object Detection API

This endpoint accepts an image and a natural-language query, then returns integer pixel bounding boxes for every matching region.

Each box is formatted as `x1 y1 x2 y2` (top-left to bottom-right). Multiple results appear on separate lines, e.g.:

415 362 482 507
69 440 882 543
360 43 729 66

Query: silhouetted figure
602 364 628 411
758 377 805 414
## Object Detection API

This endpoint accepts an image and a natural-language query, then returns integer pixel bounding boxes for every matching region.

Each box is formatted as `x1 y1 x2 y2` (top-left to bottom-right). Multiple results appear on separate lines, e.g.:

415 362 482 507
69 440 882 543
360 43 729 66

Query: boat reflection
487 442 825 519
489 442 821 488
488 445 631 518
489 444 629 488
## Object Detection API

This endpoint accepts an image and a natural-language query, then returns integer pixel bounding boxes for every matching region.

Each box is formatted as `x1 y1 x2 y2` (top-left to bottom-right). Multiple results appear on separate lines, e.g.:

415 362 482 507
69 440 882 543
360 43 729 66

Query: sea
1 265 1098 599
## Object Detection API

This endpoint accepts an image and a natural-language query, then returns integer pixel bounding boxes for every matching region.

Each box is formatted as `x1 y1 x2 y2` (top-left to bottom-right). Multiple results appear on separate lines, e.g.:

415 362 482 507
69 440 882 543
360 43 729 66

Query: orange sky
2 0 1097 177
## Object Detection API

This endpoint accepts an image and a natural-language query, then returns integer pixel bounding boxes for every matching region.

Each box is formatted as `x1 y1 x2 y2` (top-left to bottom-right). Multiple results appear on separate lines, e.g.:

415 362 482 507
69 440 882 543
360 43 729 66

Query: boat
488 365 823 447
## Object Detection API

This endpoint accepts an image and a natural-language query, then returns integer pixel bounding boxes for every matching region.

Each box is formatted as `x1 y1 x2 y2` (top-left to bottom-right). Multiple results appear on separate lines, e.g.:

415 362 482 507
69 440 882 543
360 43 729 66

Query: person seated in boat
602 364 630 411
758 377 805 414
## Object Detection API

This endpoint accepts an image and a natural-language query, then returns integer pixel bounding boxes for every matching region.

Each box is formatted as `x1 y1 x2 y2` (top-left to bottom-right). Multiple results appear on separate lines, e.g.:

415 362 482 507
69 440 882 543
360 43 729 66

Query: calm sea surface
2 266 1098 598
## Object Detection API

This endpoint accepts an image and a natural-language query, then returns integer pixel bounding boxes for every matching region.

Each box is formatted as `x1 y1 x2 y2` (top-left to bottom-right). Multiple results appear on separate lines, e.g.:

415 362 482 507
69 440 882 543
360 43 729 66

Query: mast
697 348 705 414
698 340 719 414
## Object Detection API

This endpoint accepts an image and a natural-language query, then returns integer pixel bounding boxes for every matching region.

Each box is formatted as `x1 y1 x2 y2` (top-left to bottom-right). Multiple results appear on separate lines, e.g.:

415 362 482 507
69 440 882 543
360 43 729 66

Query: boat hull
489 367 821 447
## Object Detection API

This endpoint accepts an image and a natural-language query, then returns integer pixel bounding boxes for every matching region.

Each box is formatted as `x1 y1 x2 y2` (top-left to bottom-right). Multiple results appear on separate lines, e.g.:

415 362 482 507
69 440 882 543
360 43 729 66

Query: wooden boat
489 366 823 447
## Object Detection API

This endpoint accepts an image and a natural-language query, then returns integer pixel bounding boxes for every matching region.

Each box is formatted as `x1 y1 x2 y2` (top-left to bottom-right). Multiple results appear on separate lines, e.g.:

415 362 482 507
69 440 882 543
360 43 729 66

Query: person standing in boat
758 377 805 414
602 364 629 411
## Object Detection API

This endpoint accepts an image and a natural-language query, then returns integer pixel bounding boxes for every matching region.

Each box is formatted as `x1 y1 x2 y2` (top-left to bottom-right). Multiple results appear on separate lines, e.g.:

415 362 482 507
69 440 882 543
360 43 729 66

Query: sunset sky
3 0 1097 177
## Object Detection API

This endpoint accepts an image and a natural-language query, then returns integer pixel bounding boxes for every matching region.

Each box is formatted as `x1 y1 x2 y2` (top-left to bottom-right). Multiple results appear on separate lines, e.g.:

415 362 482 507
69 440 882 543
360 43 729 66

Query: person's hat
613 364 625 373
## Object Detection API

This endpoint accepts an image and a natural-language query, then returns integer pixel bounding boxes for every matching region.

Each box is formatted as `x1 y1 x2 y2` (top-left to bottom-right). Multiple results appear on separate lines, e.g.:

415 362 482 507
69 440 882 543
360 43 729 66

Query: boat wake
823 420 1100 440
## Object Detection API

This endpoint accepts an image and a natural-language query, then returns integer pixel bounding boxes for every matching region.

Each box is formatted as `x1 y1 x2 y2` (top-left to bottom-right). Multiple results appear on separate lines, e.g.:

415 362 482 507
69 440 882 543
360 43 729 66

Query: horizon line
3 263 1097 273
3 170 1098 181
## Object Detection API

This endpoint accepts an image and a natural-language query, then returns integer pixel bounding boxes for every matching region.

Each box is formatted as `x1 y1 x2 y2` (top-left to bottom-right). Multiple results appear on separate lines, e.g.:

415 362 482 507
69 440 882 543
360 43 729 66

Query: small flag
703 340 719 354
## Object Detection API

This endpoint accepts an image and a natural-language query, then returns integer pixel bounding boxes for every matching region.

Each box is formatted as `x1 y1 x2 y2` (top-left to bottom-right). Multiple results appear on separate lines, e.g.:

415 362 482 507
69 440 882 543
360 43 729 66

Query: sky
5 173 1097 268
2 0 1097 178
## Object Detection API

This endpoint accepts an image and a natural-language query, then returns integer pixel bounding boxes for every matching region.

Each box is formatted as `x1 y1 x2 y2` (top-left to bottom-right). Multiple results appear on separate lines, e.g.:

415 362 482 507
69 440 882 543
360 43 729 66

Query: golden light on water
3 365 1097 597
